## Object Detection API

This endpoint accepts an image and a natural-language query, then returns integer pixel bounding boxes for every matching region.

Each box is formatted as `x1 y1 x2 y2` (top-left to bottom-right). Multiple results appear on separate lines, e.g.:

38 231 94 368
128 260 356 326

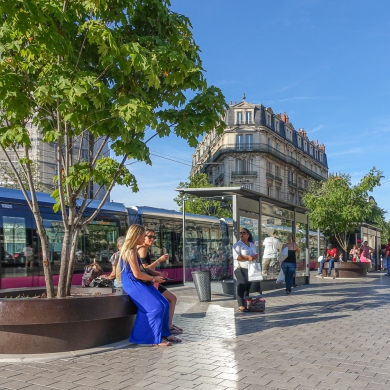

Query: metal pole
317 227 320 258
182 199 186 284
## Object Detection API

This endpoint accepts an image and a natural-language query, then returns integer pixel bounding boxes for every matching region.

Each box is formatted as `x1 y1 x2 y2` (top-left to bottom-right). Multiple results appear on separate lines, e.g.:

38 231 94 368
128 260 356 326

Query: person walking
262 231 281 277
137 229 183 337
280 234 300 294
116 224 176 346
233 227 258 312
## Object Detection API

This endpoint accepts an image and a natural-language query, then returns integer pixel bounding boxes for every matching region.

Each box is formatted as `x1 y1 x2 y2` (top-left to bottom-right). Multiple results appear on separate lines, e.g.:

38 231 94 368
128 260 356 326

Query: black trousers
234 267 251 307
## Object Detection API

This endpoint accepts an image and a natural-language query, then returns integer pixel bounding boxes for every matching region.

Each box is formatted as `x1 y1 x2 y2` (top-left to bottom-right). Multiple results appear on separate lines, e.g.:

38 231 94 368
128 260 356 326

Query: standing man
23 244 34 268
385 238 390 276
262 231 281 276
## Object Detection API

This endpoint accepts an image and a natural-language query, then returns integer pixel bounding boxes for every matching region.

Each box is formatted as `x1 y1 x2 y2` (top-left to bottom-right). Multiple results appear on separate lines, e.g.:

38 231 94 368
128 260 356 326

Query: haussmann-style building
191 96 329 206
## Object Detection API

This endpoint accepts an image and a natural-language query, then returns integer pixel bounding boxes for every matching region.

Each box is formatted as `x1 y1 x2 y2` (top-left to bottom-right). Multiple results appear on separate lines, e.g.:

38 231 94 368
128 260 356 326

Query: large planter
0 288 137 354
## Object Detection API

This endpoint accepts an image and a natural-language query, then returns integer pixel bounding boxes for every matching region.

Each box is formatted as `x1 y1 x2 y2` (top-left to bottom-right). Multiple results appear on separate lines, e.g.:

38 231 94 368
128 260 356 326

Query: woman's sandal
172 324 183 333
170 326 183 335
165 335 182 343
153 340 173 347
238 307 249 313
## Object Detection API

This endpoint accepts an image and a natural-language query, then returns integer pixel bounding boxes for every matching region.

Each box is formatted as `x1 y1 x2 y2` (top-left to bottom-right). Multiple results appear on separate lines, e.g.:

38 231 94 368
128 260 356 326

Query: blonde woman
137 229 183 336
281 234 300 294
116 224 176 346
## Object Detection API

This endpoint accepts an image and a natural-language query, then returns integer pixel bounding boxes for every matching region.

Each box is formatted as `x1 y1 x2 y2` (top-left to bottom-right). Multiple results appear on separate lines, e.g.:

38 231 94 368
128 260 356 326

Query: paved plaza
1 272 390 389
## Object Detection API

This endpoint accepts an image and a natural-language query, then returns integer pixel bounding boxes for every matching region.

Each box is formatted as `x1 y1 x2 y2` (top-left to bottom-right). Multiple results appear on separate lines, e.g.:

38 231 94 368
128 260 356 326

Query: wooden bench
321 262 371 278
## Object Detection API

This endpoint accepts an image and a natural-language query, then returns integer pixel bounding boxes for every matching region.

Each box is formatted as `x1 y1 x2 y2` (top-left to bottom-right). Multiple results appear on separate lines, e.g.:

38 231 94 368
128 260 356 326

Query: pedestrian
262 231 281 277
137 229 183 338
349 245 359 262
280 234 300 294
385 238 390 276
233 227 258 312
317 244 338 278
23 244 34 268
116 224 175 347
103 236 125 281
360 241 373 262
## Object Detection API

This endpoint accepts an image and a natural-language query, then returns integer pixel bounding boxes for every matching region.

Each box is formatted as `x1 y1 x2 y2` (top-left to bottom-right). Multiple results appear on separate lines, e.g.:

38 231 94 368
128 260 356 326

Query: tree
0 0 227 297
303 168 383 254
174 173 232 218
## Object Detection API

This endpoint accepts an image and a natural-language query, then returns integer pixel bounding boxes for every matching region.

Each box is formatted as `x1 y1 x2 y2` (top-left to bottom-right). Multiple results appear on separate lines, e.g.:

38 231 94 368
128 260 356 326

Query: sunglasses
239 231 248 235
145 235 156 239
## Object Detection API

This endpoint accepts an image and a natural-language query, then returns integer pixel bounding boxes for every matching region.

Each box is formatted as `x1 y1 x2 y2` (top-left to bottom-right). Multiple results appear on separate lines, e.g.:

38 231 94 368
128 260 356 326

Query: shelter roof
175 186 309 213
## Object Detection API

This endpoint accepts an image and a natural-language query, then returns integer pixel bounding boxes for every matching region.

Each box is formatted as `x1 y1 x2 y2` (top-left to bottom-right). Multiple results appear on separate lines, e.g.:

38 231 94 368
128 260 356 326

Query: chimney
281 112 289 123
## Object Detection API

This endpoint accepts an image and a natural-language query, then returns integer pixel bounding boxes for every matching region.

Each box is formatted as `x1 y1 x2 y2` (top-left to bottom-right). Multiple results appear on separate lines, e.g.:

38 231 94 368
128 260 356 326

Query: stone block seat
321 261 371 278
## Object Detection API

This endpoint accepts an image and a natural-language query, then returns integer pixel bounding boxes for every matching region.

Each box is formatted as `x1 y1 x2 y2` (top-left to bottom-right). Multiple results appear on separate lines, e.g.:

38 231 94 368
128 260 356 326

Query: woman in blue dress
116 224 177 346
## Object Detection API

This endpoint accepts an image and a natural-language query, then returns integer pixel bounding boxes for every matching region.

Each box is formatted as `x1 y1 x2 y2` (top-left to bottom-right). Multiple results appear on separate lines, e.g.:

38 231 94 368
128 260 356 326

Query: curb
0 339 132 363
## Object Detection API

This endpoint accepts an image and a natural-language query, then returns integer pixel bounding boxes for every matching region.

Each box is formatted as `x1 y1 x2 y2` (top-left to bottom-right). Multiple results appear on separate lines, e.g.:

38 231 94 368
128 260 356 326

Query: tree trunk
29 200 55 297
66 228 80 296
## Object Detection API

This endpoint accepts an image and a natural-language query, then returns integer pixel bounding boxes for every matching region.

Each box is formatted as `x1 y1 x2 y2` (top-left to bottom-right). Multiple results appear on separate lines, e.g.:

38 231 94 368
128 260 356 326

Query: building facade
0 121 109 201
190 98 328 205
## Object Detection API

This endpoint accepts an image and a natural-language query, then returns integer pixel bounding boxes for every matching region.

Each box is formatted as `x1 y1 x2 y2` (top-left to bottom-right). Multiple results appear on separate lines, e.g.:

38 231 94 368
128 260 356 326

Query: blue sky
111 0 390 218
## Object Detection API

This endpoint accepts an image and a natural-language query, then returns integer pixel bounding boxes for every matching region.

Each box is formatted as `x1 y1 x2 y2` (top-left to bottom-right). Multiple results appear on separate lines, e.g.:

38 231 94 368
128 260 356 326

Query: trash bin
191 270 211 302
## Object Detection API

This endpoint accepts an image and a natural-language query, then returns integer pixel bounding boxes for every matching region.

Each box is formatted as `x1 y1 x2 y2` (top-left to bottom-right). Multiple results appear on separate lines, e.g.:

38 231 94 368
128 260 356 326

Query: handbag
244 295 265 312
248 262 263 281
90 276 114 288
276 268 285 284
278 247 288 262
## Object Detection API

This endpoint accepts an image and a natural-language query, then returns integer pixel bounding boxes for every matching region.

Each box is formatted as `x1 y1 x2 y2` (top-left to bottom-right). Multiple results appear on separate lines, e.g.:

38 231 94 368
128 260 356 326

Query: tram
0 187 128 289
0 187 325 290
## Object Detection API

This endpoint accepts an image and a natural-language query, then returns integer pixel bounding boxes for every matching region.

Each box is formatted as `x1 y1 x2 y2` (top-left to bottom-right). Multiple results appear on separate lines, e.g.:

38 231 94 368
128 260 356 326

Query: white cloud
311 124 324 133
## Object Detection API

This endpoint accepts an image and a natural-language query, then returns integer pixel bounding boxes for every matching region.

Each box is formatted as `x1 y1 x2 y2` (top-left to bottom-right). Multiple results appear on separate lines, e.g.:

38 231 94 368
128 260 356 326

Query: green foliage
0 0 227 204
174 173 232 219
303 168 383 251
0 0 227 296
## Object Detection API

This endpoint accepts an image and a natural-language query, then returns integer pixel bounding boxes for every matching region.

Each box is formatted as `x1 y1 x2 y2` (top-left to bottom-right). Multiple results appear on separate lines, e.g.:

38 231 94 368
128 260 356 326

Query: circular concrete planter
0 288 137 354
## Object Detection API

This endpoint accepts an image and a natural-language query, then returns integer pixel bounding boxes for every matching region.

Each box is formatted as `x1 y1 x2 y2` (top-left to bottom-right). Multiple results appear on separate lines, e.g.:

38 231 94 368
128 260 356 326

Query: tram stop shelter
176 187 311 294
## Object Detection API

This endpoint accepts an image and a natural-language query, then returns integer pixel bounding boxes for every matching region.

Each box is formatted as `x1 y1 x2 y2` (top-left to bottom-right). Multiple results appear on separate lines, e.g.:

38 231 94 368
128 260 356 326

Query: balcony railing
201 143 325 182
266 172 274 180
274 175 283 183
288 180 297 187
231 171 258 177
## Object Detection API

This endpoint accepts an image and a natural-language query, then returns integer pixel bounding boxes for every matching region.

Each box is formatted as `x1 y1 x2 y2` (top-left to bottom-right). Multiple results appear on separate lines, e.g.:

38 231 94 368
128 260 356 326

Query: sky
111 0 390 218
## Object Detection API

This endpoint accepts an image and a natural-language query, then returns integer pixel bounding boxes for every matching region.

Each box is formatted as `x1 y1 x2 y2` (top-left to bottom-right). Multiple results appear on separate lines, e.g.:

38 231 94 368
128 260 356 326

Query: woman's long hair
116 224 145 282
242 228 254 244
286 234 295 243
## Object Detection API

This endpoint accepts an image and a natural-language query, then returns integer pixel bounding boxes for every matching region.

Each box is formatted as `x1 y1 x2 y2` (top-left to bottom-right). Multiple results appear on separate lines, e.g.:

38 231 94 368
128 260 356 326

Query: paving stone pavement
1 271 390 389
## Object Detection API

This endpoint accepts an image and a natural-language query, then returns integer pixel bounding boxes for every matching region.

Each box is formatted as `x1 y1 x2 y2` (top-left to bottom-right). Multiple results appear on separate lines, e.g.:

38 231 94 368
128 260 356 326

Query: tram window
2 216 27 269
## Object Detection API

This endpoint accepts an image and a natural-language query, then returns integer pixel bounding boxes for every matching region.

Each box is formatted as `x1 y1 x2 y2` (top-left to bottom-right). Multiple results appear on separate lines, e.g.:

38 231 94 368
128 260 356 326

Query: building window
276 188 281 199
246 134 253 150
236 111 243 124
247 159 253 171
267 161 272 173
236 134 243 150
304 180 308 189
246 112 252 124
275 166 280 176
304 141 307 152
266 113 271 126
286 129 292 141
297 136 301 147
276 143 279 152
319 153 323 163
275 119 279 133
267 186 272 196
309 145 313 155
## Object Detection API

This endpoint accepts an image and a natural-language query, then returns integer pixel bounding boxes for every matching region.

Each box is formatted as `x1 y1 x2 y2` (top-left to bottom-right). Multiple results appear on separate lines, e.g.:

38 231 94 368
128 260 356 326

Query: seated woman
116 224 180 346
137 229 183 335
349 245 359 262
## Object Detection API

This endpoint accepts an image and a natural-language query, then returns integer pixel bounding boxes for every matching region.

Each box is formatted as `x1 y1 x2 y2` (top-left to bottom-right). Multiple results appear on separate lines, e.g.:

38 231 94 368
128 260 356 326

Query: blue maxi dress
120 258 171 344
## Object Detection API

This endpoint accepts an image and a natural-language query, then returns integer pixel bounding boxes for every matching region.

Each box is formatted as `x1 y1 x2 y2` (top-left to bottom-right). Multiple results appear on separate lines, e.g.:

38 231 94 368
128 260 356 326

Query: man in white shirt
23 244 34 268
262 231 281 276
